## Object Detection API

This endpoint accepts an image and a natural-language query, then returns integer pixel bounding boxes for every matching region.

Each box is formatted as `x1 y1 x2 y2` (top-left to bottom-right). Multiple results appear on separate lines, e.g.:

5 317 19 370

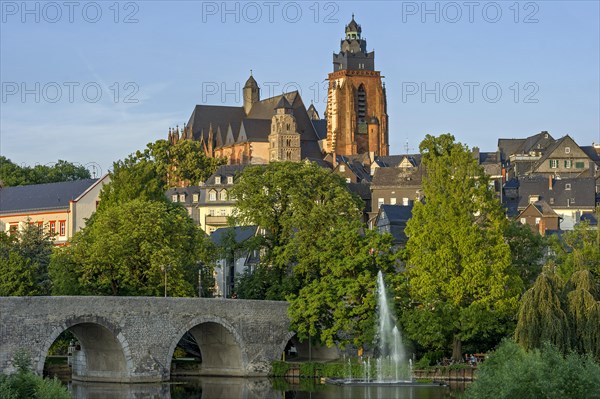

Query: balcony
205 215 228 225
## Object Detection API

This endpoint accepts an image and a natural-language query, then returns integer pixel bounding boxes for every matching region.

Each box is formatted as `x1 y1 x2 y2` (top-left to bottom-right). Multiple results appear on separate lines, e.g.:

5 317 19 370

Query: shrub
464 340 600 399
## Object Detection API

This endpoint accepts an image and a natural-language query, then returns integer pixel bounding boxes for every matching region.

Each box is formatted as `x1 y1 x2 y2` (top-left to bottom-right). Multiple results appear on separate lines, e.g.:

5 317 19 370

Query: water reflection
69 377 453 399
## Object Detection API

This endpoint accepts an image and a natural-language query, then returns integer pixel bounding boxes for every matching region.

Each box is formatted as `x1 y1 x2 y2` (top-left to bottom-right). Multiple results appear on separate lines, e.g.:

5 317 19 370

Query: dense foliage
98 139 223 208
402 134 523 361
0 351 71 399
231 161 365 299
0 224 53 296
49 199 214 296
464 340 600 399
0 156 91 186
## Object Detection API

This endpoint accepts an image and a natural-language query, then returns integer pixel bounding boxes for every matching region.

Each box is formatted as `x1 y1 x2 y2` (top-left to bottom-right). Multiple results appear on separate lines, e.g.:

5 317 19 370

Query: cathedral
168 15 389 164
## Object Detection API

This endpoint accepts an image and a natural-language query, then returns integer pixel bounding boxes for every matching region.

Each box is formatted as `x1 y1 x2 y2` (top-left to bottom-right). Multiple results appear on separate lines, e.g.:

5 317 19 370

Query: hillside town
1 12 600 399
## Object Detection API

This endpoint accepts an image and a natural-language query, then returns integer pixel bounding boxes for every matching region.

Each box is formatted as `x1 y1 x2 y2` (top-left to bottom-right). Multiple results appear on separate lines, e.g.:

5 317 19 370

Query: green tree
0 223 53 295
288 225 399 348
548 218 600 281
464 340 600 399
99 139 224 209
515 267 600 358
504 220 546 287
59 199 213 296
403 134 523 361
0 156 90 186
231 161 364 299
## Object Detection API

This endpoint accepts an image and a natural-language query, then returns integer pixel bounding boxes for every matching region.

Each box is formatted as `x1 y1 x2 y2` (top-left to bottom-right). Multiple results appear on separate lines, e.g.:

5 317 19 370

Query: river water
68 377 457 399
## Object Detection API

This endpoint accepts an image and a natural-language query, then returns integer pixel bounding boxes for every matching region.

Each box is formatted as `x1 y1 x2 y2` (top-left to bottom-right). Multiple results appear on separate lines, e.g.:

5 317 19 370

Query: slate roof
579 213 598 227
377 204 413 225
337 155 372 183
581 145 600 165
165 186 205 207
498 131 555 162
375 155 420 168
347 183 371 201
205 164 249 186
371 166 424 187
187 90 323 159
520 200 559 217
0 179 98 214
517 176 596 210
311 119 327 140
210 226 258 245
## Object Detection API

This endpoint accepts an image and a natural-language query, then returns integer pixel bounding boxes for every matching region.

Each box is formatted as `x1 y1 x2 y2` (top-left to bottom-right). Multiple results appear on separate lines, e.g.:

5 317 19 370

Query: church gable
225 124 235 146
237 122 248 143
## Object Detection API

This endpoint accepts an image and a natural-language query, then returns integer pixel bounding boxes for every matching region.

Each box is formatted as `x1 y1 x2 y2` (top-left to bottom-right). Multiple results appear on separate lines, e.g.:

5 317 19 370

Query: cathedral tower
325 15 389 156
243 72 260 115
269 96 301 162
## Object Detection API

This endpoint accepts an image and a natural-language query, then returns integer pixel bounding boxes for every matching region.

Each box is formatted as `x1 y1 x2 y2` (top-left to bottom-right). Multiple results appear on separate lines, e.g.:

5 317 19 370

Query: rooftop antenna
404 138 415 155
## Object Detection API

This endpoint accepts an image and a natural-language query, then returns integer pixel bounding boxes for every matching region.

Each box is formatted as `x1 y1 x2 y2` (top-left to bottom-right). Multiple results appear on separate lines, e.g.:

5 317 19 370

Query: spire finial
250 69 253 76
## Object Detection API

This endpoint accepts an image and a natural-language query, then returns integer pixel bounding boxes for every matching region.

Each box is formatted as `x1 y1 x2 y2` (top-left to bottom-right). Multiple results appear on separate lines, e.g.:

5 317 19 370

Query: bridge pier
0 297 294 383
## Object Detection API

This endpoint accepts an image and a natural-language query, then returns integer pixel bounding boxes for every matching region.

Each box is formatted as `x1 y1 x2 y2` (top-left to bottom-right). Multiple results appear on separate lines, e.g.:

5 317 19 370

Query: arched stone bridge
0 297 296 383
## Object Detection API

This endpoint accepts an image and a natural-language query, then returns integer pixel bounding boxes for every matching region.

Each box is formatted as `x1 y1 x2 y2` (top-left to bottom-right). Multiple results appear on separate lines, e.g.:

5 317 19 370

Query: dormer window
209 190 216 201
179 194 186 202
227 176 233 184
171 194 178 202
215 176 221 185
193 194 199 203
220 190 228 201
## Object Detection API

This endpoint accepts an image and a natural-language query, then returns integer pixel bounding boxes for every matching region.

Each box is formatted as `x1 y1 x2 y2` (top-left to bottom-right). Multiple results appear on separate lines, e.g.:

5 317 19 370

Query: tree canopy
230 161 364 299
0 157 91 187
0 224 53 296
402 134 523 361
49 199 214 296
98 139 224 209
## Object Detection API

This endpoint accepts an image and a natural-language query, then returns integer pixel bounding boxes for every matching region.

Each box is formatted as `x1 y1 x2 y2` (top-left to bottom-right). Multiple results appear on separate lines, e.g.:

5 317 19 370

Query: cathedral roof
274 95 292 110
186 91 323 159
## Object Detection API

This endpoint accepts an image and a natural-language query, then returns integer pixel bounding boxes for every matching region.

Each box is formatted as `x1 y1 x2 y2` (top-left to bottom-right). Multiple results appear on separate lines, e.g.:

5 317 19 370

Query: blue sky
1 1 599 175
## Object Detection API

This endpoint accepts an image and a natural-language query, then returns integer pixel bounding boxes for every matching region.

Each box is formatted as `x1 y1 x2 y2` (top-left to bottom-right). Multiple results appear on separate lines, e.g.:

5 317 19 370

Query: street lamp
160 265 169 297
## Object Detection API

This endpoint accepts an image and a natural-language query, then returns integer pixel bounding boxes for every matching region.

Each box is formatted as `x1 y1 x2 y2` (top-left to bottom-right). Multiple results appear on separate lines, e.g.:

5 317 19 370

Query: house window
378 198 384 208
549 198 554 205
346 178 351 183
209 209 215 216
220 190 228 201
549 159 558 168
339 165 346 172
390 198 397 205
535 217 541 225
403 198 409 206
49 221 56 235
59 221 66 236
209 191 216 201
520 218 526 224
565 183 571 190
564 160 572 169
227 176 233 184
215 176 221 185
565 147 571 154
193 194 199 203
220 209 227 216
179 194 186 202
575 161 585 169
9 223 18 235
172 194 178 202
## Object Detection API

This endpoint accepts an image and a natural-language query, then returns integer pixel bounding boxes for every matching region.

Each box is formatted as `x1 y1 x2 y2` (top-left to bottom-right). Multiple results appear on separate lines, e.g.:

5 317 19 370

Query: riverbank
271 360 477 382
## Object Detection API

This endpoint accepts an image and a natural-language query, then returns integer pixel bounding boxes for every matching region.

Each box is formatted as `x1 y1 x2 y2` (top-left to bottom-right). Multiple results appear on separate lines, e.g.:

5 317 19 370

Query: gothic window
286 123 290 131
286 138 292 147
286 151 292 160
357 84 367 123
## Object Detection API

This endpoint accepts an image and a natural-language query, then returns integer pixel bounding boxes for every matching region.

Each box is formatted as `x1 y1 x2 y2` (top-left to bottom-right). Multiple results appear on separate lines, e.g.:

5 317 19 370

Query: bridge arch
167 315 248 376
38 315 133 382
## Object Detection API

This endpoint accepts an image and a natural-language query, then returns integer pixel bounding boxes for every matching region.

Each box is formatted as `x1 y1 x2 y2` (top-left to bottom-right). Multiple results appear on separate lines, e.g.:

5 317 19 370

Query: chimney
548 175 553 190
332 152 337 169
